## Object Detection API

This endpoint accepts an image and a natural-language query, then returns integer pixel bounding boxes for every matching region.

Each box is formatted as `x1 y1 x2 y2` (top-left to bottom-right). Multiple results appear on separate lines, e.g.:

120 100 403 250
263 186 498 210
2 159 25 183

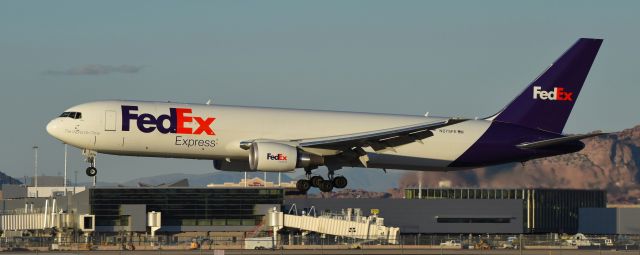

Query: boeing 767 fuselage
46 38 604 192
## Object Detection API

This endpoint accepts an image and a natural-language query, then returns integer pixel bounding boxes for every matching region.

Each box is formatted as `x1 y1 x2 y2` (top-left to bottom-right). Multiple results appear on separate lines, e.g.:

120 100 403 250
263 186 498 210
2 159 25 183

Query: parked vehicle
565 233 593 247
440 240 462 247
475 240 492 250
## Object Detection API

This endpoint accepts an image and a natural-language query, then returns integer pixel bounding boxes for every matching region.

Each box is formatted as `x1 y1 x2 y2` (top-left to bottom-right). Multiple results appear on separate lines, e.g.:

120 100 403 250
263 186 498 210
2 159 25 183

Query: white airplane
47 38 604 192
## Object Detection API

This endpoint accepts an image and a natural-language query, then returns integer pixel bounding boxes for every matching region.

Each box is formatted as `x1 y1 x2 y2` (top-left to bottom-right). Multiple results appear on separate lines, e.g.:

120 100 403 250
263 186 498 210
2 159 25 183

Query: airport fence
2 234 640 253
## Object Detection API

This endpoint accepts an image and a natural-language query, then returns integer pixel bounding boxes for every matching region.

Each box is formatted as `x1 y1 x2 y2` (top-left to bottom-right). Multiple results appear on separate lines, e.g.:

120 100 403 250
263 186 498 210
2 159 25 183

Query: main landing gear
295 168 348 193
83 149 98 177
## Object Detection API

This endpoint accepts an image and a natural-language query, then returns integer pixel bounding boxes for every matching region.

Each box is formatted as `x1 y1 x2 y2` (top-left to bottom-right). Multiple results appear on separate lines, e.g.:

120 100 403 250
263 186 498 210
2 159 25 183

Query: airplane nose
46 119 58 137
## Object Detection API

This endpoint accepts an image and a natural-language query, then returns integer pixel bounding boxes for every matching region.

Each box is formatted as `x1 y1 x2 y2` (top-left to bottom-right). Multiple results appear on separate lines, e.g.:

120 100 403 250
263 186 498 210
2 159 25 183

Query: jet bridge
0 198 71 231
268 205 400 244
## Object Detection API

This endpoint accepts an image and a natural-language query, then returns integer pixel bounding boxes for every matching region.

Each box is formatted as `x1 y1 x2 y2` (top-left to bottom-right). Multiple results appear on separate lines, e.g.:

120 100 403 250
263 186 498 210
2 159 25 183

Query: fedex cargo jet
46 38 604 192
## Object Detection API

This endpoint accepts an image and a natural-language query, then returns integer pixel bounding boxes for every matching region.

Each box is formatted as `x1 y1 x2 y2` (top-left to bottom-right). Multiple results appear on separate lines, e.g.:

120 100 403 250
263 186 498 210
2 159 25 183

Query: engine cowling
249 142 323 172
213 159 254 172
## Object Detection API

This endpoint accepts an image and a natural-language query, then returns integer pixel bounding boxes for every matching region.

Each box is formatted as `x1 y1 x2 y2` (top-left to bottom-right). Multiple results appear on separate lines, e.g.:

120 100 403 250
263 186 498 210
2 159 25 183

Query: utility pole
74 170 78 195
519 233 523 255
74 170 78 244
33 146 39 197
64 143 68 193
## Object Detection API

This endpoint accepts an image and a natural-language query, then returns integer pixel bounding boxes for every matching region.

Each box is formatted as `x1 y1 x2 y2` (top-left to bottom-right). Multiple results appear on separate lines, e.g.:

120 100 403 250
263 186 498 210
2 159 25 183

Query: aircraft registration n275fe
47 38 604 192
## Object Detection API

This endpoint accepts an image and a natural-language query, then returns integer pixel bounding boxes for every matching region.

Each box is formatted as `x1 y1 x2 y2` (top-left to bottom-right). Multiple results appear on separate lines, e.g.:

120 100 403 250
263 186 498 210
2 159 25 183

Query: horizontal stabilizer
516 131 606 150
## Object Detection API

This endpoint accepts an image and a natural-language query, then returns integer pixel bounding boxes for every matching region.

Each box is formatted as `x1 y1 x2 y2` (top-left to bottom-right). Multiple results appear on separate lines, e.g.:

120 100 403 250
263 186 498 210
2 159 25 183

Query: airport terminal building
403 188 607 233
286 188 606 234
1 184 285 242
285 198 524 234
2 181 637 243
88 187 283 232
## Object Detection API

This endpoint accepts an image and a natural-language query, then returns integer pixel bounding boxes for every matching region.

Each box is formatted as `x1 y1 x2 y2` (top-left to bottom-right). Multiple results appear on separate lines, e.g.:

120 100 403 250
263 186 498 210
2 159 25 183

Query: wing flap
297 118 467 151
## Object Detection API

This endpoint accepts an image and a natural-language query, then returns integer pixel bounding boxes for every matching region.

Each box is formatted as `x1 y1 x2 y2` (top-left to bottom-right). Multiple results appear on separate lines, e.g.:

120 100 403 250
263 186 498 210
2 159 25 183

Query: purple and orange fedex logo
532 86 573 101
121 105 216 135
266 153 287 161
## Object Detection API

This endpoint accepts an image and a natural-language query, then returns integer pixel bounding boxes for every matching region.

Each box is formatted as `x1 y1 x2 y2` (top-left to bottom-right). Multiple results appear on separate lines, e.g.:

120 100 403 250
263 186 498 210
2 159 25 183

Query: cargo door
105 110 117 131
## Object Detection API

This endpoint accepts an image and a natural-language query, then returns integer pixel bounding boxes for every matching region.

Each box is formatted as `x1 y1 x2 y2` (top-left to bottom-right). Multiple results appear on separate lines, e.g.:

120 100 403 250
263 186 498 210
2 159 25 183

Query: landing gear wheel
319 180 334 192
296 179 311 193
332 176 348 189
86 167 97 177
310 176 324 188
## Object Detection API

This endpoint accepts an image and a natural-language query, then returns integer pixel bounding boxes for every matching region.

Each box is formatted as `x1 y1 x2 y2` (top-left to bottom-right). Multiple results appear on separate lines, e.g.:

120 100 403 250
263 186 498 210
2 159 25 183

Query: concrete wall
618 208 640 234
579 208 616 234
580 208 640 234
0 185 27 199
27 186 85 198
27 176 65 187
285 198 523 234
123 204 147 232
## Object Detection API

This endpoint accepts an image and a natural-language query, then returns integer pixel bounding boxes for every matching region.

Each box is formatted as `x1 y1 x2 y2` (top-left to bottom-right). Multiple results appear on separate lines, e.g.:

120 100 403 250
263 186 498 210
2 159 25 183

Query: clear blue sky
1 0 638 183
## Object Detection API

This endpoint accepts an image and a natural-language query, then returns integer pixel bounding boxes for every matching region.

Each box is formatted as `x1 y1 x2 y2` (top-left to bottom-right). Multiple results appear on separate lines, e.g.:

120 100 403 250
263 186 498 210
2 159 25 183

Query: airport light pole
519 233 523 255
33 146 38 197
418 172 423 199
74 169 78 244
74 170 77 195
64 143 68 193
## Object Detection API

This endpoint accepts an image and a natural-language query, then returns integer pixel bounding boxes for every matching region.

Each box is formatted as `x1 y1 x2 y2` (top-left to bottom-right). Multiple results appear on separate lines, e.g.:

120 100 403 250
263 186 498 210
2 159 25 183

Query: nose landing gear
83 149 98 177
86 166 97 177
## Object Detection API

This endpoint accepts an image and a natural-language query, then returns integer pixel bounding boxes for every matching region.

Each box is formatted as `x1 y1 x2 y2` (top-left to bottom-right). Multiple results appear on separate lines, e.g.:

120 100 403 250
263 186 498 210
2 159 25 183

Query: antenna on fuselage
424 112 429 117
206 99 213 105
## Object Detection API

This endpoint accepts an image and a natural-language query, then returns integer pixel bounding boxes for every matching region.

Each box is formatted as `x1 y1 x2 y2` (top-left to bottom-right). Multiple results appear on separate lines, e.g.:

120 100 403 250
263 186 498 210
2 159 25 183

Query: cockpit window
59 111 82 119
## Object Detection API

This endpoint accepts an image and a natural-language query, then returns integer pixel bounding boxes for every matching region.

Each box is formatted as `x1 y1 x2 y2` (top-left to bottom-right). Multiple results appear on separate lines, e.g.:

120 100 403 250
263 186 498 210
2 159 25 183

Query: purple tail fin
492 38 602 133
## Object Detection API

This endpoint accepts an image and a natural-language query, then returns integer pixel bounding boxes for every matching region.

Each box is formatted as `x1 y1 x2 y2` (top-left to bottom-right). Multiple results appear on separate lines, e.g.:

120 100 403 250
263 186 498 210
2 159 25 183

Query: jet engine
248 142 323 172
213 159 254 172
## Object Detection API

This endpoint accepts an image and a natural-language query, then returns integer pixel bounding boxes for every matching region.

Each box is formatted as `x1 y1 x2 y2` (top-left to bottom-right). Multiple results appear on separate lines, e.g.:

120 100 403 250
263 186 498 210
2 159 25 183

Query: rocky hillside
123 171 295 187
399 125 640 204
312 189 394 199
0 171 21 185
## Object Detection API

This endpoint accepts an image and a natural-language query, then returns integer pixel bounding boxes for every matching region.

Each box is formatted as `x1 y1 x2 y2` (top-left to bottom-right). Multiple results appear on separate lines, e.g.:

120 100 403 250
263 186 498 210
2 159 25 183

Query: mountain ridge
398 125 640 203
0 171 21 185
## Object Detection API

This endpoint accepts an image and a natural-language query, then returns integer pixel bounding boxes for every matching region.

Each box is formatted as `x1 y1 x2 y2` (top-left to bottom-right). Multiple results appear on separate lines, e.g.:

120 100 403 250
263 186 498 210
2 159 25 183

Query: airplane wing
516 131 606 150
293 118 468 152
